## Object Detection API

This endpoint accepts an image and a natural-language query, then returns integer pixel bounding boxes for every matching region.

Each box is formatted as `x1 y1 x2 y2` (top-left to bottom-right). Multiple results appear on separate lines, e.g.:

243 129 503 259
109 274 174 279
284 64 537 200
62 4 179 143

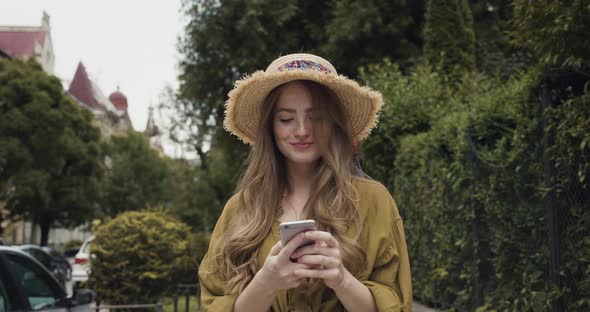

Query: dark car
15 245 72 288
0 246 94 311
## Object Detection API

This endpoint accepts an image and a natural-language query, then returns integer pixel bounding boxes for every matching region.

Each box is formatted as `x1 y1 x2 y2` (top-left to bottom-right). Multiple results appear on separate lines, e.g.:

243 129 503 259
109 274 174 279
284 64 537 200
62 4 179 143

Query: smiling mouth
291 143 313 149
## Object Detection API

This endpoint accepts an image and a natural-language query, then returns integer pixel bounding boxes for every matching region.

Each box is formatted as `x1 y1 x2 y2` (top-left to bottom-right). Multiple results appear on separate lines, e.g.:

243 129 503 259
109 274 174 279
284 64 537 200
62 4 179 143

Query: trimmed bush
88 210 196 305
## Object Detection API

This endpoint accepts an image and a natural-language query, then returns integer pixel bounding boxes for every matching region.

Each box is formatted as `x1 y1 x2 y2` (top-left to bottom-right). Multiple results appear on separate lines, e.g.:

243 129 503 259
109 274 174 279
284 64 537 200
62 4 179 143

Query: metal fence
94 303 163 312
94 283 200 312
171 284 201 312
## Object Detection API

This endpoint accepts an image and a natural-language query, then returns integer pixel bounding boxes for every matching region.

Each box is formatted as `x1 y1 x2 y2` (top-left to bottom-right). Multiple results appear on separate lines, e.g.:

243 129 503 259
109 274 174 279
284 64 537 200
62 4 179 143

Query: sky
0 0 186 157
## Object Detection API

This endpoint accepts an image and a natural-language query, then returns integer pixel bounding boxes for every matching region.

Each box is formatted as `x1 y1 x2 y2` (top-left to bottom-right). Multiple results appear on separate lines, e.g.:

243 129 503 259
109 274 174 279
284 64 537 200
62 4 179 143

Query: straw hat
224 53 383 145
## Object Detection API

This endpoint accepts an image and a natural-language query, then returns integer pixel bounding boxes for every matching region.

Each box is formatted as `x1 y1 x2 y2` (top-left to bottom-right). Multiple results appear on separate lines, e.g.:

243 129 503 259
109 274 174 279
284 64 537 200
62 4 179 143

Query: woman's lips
291 142 313 150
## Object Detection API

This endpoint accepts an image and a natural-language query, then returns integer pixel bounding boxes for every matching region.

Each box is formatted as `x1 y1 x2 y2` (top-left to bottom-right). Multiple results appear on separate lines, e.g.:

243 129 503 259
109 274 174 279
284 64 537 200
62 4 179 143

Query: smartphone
280 220 317 248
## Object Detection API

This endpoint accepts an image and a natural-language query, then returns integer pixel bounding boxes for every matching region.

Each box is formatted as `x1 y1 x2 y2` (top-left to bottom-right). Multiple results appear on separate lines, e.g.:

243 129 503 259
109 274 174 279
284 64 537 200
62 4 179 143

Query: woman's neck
286 162 315 194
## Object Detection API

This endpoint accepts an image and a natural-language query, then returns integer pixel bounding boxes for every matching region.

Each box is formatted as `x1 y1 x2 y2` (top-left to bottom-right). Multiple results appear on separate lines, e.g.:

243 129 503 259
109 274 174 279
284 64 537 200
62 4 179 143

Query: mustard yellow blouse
198 177 412 311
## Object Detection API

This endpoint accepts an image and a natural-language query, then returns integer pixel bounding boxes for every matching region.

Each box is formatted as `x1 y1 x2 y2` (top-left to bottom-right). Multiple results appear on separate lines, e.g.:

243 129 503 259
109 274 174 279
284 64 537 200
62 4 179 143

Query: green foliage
424 0 476 76
0 59 104 245
546 83 590 310
363 51 590 309
547 84 590 188
359 61 451 188
510 0 590 70
103 132 173 216
470 0 532 79
167 158 221 232
89 210 196 304
321 0 424 72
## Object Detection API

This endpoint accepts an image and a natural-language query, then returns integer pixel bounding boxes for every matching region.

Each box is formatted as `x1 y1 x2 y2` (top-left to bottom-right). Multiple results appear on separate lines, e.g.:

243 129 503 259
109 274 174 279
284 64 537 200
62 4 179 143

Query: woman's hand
290 231 347 289
256 233 312 293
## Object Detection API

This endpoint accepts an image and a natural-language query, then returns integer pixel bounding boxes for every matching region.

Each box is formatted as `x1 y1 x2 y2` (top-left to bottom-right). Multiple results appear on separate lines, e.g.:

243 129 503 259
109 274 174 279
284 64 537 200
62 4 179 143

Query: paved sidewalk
413 301 436 312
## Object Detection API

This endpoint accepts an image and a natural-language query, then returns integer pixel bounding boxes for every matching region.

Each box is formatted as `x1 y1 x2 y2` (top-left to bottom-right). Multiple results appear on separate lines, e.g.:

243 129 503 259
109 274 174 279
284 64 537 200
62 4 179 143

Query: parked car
0 246 95 311
40 246 60 257
63 248 80 266
15 245 72 288
71 236 94 286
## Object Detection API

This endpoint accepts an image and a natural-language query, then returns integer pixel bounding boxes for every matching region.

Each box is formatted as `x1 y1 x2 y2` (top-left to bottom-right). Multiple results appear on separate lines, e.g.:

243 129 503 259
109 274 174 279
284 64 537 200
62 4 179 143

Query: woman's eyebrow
276 108 314 113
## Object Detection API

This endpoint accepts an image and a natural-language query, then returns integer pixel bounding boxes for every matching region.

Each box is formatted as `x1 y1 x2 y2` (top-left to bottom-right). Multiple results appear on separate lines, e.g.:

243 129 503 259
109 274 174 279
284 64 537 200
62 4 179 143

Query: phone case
280 220 317 247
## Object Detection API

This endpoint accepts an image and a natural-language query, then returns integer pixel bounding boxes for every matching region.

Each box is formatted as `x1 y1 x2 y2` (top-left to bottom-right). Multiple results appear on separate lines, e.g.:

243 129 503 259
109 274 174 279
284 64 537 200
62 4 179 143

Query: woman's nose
295 118 311 137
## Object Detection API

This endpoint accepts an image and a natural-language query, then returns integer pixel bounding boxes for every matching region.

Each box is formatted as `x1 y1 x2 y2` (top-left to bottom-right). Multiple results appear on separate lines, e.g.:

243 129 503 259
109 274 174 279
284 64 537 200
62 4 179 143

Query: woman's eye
279 118 294 123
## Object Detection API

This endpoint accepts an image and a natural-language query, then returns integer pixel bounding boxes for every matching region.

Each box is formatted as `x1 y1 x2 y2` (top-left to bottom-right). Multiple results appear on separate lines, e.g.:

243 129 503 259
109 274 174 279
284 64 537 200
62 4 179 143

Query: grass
161 295 201 312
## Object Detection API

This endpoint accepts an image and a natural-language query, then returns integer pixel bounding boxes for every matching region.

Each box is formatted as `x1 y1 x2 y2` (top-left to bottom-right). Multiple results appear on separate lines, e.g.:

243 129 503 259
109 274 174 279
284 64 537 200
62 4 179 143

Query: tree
167 158 220 232
102 131 173 216
423 0 476 76
0 59 104 246
510 0 590 70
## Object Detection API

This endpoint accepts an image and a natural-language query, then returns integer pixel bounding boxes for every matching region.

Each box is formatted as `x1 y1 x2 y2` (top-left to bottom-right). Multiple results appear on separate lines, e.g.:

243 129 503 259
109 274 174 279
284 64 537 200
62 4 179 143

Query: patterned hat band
276 60 333 74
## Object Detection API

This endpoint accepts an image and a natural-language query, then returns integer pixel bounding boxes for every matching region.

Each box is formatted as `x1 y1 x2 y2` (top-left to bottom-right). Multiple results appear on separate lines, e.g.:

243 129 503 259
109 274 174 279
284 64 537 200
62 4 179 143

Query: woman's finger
269 240 282 256
293 262 313 271
291 244 338 259
304 231 339 248
296 255 339 268
294 267 339 279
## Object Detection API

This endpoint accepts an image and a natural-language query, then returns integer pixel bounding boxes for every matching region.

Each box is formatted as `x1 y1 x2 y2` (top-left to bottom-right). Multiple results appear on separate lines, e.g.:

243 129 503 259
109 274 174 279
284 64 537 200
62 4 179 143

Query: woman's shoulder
215 192 243 227
351 176 391 198
351 176 401 221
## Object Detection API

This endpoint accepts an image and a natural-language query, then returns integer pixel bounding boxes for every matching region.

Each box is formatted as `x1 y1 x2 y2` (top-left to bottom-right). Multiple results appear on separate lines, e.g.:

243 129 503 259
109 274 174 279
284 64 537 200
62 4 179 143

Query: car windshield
64 249 78 257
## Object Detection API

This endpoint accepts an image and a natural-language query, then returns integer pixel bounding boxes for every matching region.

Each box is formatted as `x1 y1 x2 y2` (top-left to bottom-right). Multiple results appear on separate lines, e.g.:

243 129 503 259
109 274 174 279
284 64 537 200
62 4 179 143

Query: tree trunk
30 217 39 244
39 217 52 246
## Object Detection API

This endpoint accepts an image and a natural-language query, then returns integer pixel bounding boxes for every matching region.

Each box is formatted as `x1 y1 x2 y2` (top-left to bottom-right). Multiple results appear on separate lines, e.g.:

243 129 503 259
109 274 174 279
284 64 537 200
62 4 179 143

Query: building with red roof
0 12 55 74
67 62 134 136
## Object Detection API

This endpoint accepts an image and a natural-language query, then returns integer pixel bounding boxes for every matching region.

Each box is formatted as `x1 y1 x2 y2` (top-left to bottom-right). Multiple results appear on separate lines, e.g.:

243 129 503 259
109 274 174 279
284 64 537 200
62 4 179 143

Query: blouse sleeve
198 195 239 311
361 185 413 311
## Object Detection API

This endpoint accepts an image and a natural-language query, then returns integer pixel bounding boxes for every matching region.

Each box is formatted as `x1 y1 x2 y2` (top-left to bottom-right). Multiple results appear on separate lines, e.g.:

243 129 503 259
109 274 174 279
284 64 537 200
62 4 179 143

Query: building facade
0 11 55 74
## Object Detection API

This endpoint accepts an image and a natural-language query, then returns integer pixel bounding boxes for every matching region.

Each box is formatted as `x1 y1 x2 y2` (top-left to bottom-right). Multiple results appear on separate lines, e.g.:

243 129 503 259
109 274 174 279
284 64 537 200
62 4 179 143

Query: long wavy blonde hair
220 80 366 294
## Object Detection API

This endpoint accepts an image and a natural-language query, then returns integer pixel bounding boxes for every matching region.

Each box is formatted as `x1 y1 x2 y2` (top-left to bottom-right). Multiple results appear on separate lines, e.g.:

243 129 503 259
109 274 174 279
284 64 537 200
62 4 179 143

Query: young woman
198 53 412 311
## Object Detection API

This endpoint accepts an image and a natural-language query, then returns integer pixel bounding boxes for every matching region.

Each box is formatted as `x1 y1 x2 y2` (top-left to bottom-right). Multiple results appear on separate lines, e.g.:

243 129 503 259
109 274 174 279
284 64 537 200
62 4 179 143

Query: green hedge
547 86 590 310
361 62 590 310
88 210 196 305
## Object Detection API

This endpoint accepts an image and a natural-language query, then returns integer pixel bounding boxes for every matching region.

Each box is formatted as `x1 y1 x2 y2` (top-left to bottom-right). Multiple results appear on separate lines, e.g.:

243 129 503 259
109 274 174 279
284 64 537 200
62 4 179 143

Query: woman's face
272 82 327 167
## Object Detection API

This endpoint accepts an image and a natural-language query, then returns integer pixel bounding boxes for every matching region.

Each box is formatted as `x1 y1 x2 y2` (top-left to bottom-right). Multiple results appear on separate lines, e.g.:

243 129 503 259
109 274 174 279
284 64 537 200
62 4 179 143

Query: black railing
94 303 163 311
172 283 200 312
94 283 200 312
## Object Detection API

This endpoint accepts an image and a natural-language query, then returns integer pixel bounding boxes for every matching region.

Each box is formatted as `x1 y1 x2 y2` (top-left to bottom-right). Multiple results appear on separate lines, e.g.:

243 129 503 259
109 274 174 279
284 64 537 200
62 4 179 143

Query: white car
71 236 94 287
